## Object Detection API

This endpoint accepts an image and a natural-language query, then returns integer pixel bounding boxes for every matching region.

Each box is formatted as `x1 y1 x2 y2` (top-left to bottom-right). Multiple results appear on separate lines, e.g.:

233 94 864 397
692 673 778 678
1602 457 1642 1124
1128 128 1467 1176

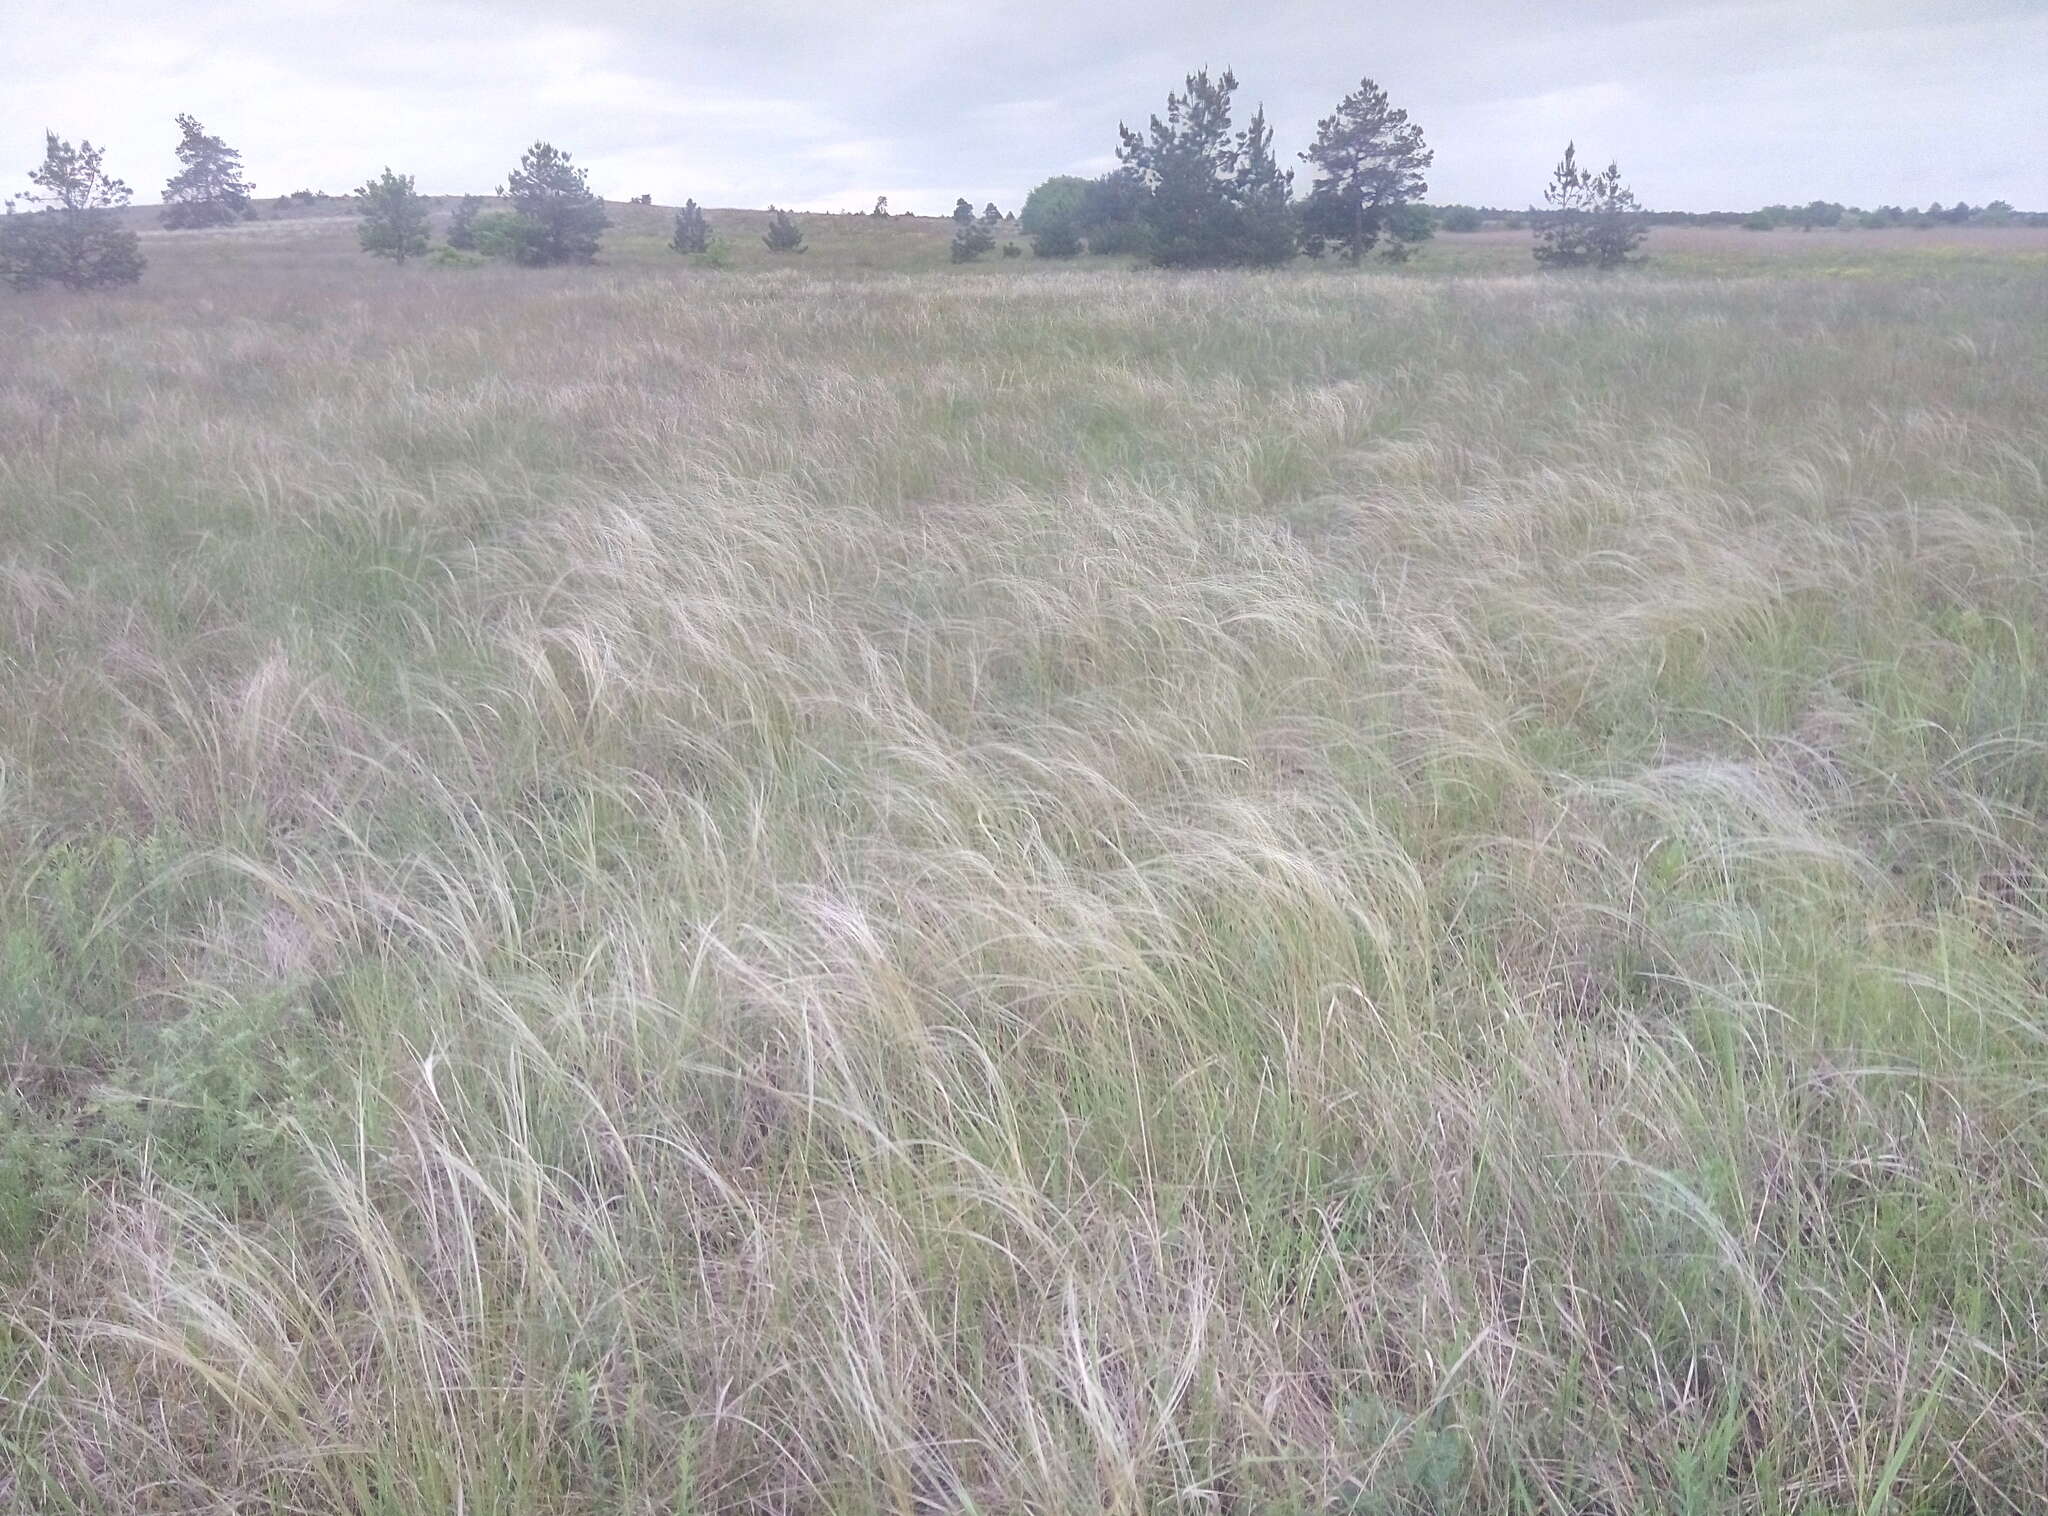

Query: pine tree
671 199 710 253
2 133 145 291
1114 67 1295 267
1116 67 1246 267
953 197 975 225
161 115 256 229
1231 104 1297 266
353 168 429 263
1299 77 1432 263
872 196 889 218
1077 173 1151 256
950 214 995 262
981 202 1002 227
445 194 483 250
502 141 609 265
762 206 807 252
1030 211 1082 258
1532 144 1644 269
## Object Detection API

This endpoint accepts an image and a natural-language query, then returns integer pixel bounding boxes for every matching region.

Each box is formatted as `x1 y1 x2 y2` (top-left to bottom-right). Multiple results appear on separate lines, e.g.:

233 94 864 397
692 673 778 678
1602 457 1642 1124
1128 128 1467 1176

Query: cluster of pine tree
1014 71 1438 269
1530 144 1645 269
15 89 2029 294
948 198 1004 262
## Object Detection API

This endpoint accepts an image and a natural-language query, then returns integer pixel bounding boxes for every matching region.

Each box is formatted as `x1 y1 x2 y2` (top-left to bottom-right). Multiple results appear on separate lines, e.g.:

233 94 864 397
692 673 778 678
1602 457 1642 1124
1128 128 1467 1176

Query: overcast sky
4 1 2042 214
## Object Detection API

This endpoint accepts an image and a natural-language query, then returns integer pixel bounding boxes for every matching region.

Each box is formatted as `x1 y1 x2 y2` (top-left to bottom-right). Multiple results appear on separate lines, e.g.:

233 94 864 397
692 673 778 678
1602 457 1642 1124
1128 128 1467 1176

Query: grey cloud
3 1 2041 213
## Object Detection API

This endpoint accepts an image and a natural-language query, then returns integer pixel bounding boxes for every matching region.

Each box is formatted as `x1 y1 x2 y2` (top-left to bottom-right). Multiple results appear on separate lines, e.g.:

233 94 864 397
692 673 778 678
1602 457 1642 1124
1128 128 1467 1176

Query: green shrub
951 218 996 263
1031 212 1082 258
445 193 483 249
471 210 545 263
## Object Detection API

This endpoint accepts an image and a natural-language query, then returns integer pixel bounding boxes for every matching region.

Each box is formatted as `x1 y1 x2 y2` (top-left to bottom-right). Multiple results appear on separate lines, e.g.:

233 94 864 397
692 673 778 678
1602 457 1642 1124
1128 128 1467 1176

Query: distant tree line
1425 198 2046 233
4 101 2041 294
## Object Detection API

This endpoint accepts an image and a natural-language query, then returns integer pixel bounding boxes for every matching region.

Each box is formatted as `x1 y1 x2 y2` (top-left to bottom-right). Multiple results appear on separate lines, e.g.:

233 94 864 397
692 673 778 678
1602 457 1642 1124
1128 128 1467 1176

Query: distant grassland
107 194 2048 279
1 222 2046 1513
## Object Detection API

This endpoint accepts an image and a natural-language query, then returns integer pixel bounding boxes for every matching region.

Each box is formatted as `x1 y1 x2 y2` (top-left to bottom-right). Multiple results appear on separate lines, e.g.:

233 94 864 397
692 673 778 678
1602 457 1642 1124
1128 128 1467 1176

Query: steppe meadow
3 211 2047 1512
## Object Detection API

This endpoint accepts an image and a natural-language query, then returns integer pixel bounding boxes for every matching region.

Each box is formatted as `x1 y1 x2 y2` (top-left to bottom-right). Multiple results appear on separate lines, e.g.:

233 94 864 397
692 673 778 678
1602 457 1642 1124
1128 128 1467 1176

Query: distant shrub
470 211 544 263
951 216 995 262
426 246 485 268
445 194 482 249
1742 212 1775 232
1437 205 1484 232
630 193 653 206
762 206 806 252
1020 176 1090 235
671 199 710 254
1001 241 1022 258
691 236 734 270
1031 212 1082 258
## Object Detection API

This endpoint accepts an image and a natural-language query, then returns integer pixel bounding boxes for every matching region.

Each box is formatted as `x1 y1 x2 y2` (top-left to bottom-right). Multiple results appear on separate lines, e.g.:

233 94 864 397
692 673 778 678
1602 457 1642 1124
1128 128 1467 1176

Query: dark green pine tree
1076 172 1151 256
981 202 1002 227
951 213 996 262
445 194 483 249
953 197 975 225
762 205 807 252
503 141 610 265
1231 104 1297 266
671 199 710 253
1532 143 1644 269
1030 211 1082 258
2 132 145 290
1115 67 1248 268
161 115 256 228
1299 78 1432 263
